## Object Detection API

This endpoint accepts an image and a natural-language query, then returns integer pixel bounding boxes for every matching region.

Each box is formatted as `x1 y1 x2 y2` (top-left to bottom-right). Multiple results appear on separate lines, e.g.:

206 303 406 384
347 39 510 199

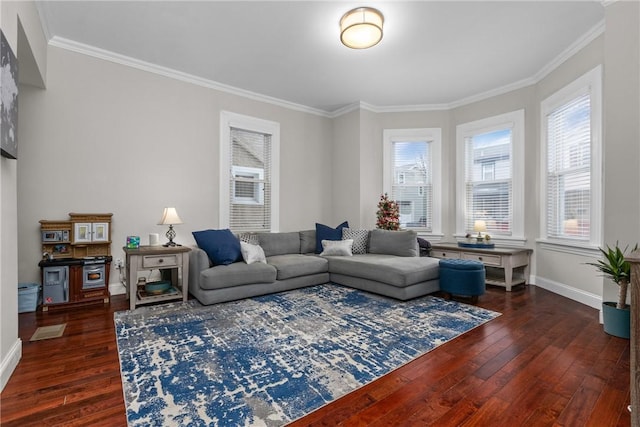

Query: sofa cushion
258 232 301 257
320 239 353 256
299 230 316 254
342 228 369 254
240 241 267 264
192 229 242 265
326 254 439 287
199 262 277 290
368 229 418 257
315 221 349 253
267 254 329 280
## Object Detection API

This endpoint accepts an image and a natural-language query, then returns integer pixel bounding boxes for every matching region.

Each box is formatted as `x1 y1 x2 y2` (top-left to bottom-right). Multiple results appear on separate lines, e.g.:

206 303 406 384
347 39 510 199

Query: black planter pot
602 301 630 339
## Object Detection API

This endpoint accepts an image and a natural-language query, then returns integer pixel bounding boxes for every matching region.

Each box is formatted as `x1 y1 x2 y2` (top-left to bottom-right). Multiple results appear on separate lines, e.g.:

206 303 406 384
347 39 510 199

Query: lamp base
163 241 182 247
163 225 181 247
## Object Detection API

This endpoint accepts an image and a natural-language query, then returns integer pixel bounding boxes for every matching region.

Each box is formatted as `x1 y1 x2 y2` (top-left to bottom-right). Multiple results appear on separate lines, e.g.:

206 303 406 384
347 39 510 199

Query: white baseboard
109 281 126 296
0 338 22 392
533 276 602 316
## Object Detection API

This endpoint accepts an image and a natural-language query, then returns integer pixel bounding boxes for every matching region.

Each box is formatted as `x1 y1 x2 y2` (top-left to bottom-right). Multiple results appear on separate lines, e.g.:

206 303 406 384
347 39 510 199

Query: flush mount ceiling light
340 7 384 49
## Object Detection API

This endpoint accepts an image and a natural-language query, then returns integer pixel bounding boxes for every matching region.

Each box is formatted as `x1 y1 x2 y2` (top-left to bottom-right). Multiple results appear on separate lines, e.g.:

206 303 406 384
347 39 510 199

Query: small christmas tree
376 193 400 230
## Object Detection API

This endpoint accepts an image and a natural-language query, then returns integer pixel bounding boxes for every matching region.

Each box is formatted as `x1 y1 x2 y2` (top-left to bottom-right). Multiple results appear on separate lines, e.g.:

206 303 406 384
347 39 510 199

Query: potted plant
587 242 638 339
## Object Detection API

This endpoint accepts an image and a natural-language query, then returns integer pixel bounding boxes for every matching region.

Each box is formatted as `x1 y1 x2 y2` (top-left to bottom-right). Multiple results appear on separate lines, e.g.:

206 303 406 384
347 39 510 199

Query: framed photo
74 223 92 243
1 30 18 159
92 222 109 242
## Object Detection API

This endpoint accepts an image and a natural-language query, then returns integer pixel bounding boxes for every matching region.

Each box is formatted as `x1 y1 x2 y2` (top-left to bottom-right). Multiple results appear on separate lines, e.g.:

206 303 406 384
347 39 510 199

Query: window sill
536 239 601 257
415 232 444 242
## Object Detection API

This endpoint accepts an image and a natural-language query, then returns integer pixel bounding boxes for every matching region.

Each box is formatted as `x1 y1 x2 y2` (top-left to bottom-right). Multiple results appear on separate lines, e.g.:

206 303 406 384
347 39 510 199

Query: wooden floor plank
1 285 631 426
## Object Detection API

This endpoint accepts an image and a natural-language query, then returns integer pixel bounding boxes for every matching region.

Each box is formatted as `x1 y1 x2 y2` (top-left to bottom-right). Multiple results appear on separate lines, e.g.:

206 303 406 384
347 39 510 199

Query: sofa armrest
189 247 210 292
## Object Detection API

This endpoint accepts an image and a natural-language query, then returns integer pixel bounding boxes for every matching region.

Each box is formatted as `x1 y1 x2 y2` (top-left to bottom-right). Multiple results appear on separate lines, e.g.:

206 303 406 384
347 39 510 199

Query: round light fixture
340 7 384 49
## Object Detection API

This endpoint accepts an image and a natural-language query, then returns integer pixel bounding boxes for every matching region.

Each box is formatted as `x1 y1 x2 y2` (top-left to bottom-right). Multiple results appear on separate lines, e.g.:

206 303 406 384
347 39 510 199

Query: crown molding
533 19 605 83
48 36 332 118
359 19 606 115
327 102 362 118
35 1 52 41
447 76 538 110
47 16 605 119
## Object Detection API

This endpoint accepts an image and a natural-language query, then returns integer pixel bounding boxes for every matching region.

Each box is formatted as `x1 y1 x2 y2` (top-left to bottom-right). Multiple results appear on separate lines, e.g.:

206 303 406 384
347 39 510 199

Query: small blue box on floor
18 283 41 313
439 258 486 300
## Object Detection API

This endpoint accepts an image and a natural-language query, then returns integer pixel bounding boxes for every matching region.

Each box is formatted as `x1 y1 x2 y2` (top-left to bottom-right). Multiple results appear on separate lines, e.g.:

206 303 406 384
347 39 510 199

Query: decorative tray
458 242 495 249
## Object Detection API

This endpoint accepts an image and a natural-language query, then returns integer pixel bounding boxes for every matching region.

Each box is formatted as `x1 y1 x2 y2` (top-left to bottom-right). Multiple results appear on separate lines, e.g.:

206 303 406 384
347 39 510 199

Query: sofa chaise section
327 254 440 300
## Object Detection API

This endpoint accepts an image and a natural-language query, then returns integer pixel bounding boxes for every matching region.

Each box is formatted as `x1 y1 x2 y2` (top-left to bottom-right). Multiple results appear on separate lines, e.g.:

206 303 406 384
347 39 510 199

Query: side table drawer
462 252 502 266
433 250 462 259
142 254 180 268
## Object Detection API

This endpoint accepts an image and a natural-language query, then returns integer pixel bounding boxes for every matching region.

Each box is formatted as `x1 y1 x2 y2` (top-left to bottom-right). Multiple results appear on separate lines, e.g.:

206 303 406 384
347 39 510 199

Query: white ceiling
36 1 605 114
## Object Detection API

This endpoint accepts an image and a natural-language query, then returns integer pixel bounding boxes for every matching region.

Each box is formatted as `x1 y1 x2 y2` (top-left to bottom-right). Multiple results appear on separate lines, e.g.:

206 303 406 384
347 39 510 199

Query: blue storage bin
439 259 486 299
18 283 40 313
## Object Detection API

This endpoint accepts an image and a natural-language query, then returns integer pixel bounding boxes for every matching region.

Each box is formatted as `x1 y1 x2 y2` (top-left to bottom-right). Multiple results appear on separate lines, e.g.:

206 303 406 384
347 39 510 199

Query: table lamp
158 207 183 247
474 220 487 242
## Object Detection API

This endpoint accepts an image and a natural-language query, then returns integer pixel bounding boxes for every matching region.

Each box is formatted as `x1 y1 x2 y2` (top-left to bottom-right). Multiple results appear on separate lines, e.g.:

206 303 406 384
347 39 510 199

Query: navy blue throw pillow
192 229 242 265
315 221 349 254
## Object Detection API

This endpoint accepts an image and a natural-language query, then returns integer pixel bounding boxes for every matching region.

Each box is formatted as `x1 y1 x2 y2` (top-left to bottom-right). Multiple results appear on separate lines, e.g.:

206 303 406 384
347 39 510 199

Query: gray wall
602 1 640 302
18 46 334 287
1 0 48 392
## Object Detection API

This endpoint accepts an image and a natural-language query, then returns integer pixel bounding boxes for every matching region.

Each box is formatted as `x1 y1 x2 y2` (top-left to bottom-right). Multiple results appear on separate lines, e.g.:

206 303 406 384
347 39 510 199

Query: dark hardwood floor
0 285 631 426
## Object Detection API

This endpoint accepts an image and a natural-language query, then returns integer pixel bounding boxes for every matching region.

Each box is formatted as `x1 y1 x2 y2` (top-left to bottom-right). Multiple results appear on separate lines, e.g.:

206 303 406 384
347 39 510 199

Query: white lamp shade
473 220 487 233
158 207 183 225
340 7 384 49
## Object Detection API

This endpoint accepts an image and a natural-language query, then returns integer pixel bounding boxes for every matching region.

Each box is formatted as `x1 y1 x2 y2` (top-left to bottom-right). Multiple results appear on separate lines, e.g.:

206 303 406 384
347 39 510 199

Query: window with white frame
540 66 602 247
383 128 442 234
456 110 525 242
220 112 280 233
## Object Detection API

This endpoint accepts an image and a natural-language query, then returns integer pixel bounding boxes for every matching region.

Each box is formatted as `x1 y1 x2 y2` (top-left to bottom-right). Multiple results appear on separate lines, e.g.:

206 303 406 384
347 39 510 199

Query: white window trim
538 65 602 252
455 109 526 246
383 128 442 238
220 111 280 231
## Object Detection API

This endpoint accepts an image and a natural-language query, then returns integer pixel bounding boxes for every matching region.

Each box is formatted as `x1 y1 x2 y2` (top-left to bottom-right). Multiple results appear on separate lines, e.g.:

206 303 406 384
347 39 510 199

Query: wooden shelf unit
39 220 73 259
124 246 190 310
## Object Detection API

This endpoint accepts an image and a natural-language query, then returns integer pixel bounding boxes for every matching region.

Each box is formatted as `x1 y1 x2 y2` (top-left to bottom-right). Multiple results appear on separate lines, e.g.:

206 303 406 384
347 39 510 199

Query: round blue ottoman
439 258 486 302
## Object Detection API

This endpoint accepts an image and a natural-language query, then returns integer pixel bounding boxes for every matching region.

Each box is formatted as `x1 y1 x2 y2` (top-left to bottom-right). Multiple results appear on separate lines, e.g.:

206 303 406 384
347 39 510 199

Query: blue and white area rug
115 284 500 426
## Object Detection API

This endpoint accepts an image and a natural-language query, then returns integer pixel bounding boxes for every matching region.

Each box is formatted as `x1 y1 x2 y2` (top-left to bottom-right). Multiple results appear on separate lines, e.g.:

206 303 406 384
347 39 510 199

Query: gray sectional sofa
188 228 440 305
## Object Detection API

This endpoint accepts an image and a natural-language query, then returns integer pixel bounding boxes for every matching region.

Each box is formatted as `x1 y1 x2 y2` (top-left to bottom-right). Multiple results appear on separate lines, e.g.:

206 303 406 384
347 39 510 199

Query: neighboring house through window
456 110 525 244
540 66 602 250
220 111 280 232
383 128 442 236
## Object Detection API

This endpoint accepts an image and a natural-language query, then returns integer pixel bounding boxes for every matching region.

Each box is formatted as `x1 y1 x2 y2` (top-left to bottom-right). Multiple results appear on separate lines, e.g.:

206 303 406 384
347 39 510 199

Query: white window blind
229 128 271 232
463 128 513 235
545 93 591 240
391 141 432 230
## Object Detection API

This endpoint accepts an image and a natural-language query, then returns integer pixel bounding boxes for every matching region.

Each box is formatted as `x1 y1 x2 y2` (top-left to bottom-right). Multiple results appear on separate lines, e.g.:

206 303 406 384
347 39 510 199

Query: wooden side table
430 243 532 291
123 246 190 310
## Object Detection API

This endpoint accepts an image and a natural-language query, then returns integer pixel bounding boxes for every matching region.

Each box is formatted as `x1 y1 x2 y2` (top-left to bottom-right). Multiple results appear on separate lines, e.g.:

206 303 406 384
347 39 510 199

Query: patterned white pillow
342 229 369 254
240 241 267 264
237 232 259 246
320 239 353 256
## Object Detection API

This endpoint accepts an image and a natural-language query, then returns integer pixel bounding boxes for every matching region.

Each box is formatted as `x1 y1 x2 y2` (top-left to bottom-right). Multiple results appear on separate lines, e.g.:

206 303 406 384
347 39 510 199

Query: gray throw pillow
368 229 418 257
